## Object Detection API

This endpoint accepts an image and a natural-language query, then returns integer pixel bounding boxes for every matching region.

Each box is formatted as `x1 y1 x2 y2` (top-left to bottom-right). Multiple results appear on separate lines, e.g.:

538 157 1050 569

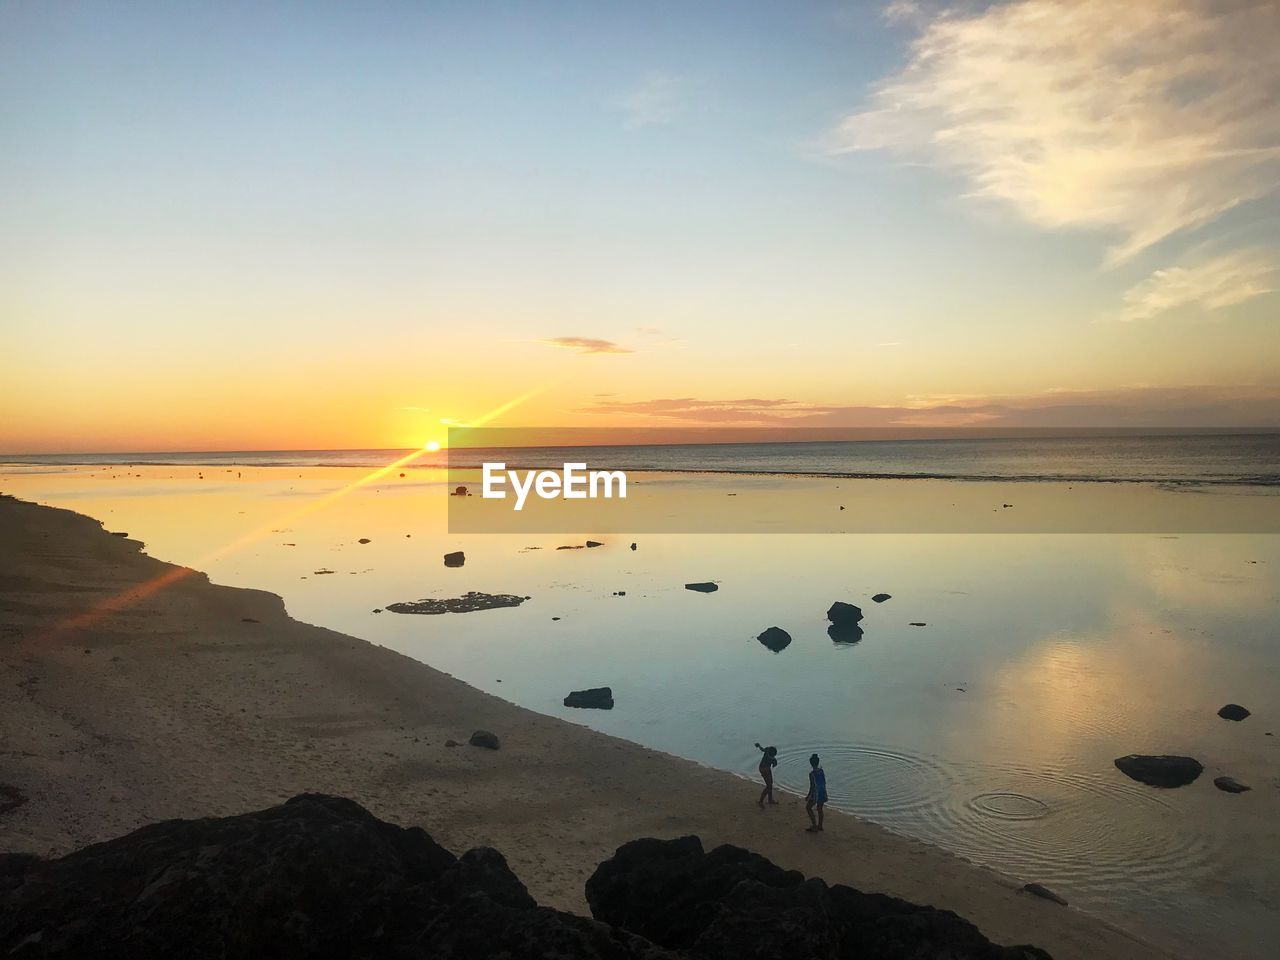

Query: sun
424 440 441 452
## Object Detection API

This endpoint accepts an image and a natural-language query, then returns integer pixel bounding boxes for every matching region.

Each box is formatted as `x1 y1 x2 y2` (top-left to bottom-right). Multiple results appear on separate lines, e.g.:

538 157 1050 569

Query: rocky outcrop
387 592 528 614
827 623 864 645
756 627 792 653
871 593 892 603
1217 703 1250 721
565 687 615 710
586 835 1051 959
0 794 668 960
826 602 863 625
685 582 718 593
1113 755 1203 788
443 550 465 567
0 795 1051 960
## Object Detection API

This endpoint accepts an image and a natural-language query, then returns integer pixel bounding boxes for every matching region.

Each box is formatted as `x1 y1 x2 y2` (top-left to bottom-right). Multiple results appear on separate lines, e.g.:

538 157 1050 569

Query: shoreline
0 494 1180 959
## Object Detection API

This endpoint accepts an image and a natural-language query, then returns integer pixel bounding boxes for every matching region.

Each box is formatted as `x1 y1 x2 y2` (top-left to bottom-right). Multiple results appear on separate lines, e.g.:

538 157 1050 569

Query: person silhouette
754 742 779 807
805 753 826 832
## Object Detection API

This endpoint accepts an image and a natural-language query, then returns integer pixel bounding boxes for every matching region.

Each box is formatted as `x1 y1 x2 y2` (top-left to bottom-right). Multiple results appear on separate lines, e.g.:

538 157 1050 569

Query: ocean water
6 431 1280 485
2 448 1278 960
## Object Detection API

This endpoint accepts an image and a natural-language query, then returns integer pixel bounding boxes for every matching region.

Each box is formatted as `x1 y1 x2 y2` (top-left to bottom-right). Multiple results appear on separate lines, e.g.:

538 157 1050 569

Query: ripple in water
770 742 1218 916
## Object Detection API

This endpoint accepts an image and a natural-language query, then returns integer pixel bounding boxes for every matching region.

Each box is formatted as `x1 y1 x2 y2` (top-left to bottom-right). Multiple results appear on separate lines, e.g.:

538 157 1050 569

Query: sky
2 0 1278 453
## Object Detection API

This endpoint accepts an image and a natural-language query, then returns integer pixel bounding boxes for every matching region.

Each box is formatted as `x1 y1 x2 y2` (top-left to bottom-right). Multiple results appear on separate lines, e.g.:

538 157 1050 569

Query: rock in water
1217 703 1250 721
357 537 371 544
1114 755 1203 788
871 593 892 603
387 592 527 614
630 542 637 550
1213 776 1251 794
585 540 604 548
757 627 792 653
443 550 465 567
451 485 468 496
586 835 1051 959
564 687 614 709
826 601 863 625
469 729 500 749
0 794 670 960
685 582 718 593
1022 882 1067 906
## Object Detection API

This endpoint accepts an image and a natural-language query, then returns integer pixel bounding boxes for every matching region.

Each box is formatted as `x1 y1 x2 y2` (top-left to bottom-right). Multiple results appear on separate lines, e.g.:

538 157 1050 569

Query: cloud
580 384 1280 427
1113 247 1280 322
539 337 633 355
619 72 685 128
829 0 1280 263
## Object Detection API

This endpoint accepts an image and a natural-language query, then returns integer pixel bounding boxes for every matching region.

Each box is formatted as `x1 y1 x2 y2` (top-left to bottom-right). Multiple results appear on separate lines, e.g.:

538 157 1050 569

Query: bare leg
817 803 825 831
758 784 768 808
805 799 819 831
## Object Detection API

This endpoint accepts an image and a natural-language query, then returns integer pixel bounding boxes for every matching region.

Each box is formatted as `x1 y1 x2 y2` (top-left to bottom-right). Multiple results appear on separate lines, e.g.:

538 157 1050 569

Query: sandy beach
0 494 1180 960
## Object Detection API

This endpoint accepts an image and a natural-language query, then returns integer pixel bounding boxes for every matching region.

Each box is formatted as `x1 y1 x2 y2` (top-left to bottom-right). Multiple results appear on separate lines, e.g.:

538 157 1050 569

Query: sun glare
424 440 441 452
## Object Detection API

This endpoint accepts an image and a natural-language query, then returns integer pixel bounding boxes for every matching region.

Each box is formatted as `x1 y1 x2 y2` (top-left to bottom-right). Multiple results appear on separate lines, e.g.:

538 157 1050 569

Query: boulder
443 551 465 567
757 627 792 653
826 602 863 625
564 687 615 710
0 794 669 960
469 730 500 750
1217 703 1250 721
451 485 468 496
357 538 371 544
585 835 1050 959
585 540 604 548
1113 755 1203 788
871 593 891 603
1213 776 1251 794
685 582 718 593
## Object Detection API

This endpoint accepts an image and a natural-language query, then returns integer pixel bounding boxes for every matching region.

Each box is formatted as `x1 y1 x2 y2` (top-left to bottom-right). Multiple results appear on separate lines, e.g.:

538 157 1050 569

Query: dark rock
1114 755 1203 788
0 784 27 816
909 622 926 627
387 592 527 615
1213 776 1251 794
586 835 1050 960
240 617 259 623
1218 703 1250 721
1021 882 1067 905
827 623 864 645
451 485 468 496
685 582 718 593
445 739 459 747
757 627 792 653
826 601 863 625
557 544 584 550
631 542 637 550
0 793 672 960
585 540 604 548
358 538 371 544
564 687 614 710
469 730 500 750
871 593 891 603
443 550 465 567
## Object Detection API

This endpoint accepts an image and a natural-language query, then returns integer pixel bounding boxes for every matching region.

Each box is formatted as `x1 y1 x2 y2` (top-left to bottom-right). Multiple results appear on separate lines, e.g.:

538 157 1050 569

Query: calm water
6 431 1280 484
2 457 1278 960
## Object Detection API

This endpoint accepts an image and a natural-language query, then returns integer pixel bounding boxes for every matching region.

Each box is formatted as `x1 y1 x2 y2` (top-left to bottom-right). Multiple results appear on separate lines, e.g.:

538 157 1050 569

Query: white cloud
830 0 1280 263
1113 247 1280 322
619 72 685 128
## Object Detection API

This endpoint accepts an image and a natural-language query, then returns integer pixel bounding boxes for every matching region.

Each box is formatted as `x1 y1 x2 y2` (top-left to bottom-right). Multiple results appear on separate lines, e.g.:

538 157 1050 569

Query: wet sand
0 495 1177 959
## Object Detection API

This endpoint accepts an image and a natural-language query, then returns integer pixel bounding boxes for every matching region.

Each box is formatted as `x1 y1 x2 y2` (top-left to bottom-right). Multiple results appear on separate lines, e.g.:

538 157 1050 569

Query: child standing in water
754 742 778 808
805 753 827 832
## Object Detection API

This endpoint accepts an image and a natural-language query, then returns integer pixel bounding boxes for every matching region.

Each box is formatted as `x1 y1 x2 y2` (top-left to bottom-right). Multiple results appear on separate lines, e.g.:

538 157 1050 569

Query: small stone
469 730 500 750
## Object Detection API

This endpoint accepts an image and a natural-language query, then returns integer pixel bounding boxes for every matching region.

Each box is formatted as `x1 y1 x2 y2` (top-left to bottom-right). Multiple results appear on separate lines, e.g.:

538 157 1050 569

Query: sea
2 431 1277 959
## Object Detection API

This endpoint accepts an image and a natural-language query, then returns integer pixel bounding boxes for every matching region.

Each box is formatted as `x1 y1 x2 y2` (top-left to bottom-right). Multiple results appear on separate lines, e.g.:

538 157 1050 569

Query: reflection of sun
424 440 441 452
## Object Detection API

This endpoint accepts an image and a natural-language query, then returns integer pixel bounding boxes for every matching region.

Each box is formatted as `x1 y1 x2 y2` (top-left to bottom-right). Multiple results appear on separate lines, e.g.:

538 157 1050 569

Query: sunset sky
3 0 1278 453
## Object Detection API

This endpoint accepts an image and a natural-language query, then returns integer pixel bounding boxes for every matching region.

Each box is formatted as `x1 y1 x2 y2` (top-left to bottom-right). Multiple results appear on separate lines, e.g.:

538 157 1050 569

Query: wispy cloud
619 72 686 128
581 385 1280 427
829 0 1280 264
1113 247 1280 322
539 336 633 355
